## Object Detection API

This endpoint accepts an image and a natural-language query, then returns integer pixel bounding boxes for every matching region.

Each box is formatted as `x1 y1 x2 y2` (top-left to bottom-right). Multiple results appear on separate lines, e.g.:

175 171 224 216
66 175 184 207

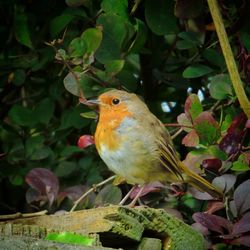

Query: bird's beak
79 98 100 107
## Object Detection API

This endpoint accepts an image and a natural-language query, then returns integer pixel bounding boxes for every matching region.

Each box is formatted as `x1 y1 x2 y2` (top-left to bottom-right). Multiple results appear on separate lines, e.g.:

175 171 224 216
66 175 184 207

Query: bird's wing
158 138 184 180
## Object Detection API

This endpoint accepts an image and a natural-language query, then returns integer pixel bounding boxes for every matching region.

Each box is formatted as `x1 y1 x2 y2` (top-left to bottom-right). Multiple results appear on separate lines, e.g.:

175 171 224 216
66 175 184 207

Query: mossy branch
207 0 250 118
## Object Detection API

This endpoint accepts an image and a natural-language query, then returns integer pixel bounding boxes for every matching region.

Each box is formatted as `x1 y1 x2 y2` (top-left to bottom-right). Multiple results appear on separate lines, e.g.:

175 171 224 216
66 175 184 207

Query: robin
86 89 222 205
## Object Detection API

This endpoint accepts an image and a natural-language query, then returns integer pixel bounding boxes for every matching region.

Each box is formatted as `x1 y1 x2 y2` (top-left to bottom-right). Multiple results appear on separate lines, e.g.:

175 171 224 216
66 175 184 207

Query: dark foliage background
0 0 250 248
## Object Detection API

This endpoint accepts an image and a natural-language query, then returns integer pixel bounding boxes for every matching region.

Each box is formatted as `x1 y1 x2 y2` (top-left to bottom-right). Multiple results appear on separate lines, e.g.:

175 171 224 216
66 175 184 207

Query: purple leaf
192 222 210 236
130 182 164 199
59 185 89 202
188 187 214 200
212 174 236 193
219 113 247 155
26 188 47 207
231 235 250 247
193 212 233 234
25 168 59 206
234 179 250 215
232 212 250 235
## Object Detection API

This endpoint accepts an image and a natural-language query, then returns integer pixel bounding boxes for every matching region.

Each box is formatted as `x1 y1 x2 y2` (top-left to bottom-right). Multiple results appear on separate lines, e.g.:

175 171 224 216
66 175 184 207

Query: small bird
87 89 222 203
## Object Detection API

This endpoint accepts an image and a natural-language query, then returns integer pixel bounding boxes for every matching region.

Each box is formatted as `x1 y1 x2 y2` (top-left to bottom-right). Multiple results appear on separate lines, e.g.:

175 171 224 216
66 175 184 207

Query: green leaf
25 135 44 158
36 98 55 124
94 184 122 206
13 69 26 86
202 48 225 69
145 0 178 35
55 161 78 177
101 0 129 20
80 111 98 119
9 175 23 186
231 154 250 172
176 40 197 50
45 232 94 246
209 74 234 100
25 135 52 160
231 161 250 172
117 69 138 92
178 31 202 45
30 146 52 160
64 72 100 98
50 14 75 38
129 19 148 53
184 94 203 121
105 60 125 76
69 38 86 57
81 28 102 54
221 114 233 133
241 33 250 52
96 14 135 63
14 9 33 49
60 146 83 157
183 64 213 78
9 105 37 127
65 0 86 7
194 112 220 146
59 107 89 130
208 145 227 160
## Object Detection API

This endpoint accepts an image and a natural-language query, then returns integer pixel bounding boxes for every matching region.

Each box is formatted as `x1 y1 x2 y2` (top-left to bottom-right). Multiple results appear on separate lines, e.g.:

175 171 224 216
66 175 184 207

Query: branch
70 175 116 212
207 0 250 118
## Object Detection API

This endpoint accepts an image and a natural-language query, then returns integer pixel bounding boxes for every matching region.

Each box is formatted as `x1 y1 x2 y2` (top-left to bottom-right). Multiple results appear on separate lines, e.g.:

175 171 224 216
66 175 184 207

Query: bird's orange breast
94 105 133 152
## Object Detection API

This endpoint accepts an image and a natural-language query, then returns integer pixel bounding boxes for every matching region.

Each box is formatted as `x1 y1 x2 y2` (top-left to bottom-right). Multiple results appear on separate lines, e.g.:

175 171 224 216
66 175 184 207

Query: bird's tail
179 162 223 198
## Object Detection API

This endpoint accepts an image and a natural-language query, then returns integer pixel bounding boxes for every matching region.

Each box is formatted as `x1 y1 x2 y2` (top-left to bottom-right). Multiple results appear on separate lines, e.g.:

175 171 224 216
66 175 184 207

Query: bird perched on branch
86 89 222 205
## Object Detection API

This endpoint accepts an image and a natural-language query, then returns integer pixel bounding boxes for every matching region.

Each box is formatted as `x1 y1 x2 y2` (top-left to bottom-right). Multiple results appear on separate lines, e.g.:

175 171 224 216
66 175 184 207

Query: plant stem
70 175 116 212
207 0 250 118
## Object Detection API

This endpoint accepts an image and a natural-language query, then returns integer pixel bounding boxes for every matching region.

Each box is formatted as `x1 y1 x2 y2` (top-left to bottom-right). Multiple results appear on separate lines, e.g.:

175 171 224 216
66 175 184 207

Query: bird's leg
119 185 136 206
128 185 145 207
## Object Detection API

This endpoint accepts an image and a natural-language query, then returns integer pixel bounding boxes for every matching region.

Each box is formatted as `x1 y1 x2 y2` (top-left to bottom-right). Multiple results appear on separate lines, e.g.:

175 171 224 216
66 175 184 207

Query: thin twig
164 123 193 129
70 175 116 212
0 210 47 220
171 128 183 140
207 0 250 118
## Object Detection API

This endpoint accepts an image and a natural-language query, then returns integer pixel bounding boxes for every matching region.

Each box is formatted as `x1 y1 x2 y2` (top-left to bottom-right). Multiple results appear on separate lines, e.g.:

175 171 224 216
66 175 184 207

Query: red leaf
219 113 247 155
202 158 222 171
246 119 250 128
193 212 233 234
234 179 250 215
232 212 250 235
77 135 95 148
205 201 225 214
182 129 199 147
231 235 250 247
25 168 59 206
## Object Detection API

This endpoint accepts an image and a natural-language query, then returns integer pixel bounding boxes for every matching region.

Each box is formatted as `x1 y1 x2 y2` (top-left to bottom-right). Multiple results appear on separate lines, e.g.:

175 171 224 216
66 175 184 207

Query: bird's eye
112 98 120 105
